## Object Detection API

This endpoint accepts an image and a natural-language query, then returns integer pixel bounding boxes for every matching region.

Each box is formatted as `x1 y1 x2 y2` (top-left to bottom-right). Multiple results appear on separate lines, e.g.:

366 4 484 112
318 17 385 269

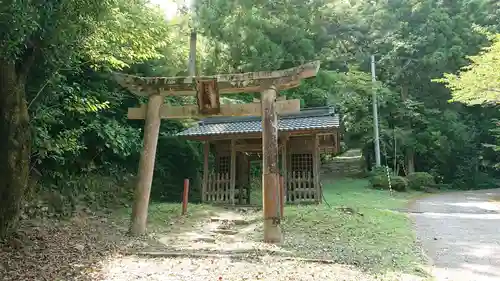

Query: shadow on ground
0 212 149 281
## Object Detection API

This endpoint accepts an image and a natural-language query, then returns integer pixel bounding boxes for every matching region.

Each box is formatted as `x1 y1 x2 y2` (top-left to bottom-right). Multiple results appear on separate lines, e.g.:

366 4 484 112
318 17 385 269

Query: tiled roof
177 106 340 137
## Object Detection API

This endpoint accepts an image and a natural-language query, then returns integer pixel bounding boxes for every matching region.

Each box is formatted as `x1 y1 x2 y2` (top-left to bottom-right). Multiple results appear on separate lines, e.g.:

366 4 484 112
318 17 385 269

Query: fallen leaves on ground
0 213 139 281
0 205 430 281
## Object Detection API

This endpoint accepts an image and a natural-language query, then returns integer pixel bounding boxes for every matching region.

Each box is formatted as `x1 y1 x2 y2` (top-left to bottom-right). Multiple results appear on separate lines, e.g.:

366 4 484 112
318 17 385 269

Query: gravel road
411 189 500 281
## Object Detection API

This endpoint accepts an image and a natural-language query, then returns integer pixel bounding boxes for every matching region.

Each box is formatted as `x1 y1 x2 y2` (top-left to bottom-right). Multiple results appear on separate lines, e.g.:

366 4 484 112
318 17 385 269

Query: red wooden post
279 175 284 218
182 179 190 215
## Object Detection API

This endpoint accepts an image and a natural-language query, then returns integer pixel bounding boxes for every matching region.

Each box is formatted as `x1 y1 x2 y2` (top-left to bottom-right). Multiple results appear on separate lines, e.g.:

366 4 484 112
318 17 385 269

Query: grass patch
112 178 428 276
322 178 423 210
282 178 427 275
113 202 219 232
250 179 263 205
489 195 500 207
490 195 500 202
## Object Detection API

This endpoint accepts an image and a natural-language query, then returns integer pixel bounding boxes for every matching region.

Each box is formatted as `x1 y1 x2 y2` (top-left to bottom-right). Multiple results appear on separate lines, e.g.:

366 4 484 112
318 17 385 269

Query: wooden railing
205 173 231 203
287 171 318 203
204 171 319 204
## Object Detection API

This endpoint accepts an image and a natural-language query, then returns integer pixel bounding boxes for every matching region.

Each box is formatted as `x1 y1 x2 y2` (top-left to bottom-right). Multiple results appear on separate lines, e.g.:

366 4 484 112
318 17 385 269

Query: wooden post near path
230 139 236 205
313 134 321 203
129 94 163 235
182 179 190 215
261 86 282 243
279 176 285 218
202 141 209 202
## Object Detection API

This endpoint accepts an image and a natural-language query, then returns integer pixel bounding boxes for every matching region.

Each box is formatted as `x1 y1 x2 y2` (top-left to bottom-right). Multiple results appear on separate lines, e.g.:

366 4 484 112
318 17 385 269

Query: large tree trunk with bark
0 61 31 239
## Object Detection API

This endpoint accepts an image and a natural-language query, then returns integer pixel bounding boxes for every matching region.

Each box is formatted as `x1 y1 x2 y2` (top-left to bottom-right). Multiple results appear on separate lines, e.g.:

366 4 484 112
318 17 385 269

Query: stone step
210 217 251 225
212 229 239 235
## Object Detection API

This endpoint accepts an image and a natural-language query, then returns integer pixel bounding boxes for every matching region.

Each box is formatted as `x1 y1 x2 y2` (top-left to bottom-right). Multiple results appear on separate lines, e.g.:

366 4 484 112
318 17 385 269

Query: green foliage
370 174 408 192
473 173 500 190
368 166 391 178
485 119 500 171
439 34 500 105
83 0 172 69
370 175 388 189
195 0 325 72
26 169 134 218
407 172 435 191
437 33 500 174
391 176 409 192
30 70 143 167
0 0 170 69
151 137 203 203
0 0 183 233
0 0 109 62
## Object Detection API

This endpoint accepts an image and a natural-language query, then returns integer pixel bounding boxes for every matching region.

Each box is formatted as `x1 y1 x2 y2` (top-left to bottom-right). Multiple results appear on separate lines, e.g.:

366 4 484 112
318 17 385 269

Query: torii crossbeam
114 61 320 243
114 61 319 96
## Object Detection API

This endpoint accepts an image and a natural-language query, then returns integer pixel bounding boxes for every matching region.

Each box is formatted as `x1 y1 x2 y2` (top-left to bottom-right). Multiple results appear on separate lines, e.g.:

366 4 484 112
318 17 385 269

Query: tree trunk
406 148 415 174
0 61 31 239
401 85 415 174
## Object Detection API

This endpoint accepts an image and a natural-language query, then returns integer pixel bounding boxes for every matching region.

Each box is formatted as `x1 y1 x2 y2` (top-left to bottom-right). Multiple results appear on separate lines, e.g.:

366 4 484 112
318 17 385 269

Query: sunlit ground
1 178 430 281
90 178 429 281
94 255 426 281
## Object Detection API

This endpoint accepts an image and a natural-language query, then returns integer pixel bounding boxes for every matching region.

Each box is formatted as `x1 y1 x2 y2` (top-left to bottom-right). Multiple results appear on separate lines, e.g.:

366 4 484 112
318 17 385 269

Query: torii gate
114 61 320 243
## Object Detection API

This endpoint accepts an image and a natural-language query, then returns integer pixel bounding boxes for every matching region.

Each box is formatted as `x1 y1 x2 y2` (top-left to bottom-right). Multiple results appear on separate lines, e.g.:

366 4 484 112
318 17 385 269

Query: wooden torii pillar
113 61 320 242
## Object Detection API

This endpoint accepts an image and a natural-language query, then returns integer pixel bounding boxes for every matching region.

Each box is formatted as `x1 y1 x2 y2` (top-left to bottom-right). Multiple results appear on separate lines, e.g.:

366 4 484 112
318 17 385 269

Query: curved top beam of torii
113 61 320 97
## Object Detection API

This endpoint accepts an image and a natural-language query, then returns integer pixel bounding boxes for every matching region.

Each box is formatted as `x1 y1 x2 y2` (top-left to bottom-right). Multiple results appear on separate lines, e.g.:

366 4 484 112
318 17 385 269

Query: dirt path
97 208 369 281
411 189 500 281
94 207 424 281
1 206 427 280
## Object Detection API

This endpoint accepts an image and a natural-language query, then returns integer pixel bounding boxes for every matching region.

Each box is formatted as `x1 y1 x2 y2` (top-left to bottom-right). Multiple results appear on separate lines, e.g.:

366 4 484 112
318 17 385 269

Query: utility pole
188 0 196 76
188 31 196 76
371 55 381 167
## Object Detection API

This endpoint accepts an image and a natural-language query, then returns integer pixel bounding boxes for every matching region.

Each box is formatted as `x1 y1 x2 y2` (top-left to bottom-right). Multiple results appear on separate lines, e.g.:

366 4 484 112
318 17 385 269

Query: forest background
0 0 499 237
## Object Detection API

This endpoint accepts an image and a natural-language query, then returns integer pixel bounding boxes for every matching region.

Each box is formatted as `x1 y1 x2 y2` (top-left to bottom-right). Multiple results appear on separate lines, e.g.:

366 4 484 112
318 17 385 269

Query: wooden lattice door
205 155 231 202
289 153 315 202
216 155 230 174
291 154 313 173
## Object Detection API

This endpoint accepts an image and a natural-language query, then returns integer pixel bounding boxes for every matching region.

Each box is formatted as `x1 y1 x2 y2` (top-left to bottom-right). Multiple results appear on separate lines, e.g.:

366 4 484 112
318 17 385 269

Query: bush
24 170 135 218
472 173 500 190
368 166 391 177
431 183 452 190
370 174 408 192
407 172 435 191
151 136 203 202
391 176 409 192
370 174 387 188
